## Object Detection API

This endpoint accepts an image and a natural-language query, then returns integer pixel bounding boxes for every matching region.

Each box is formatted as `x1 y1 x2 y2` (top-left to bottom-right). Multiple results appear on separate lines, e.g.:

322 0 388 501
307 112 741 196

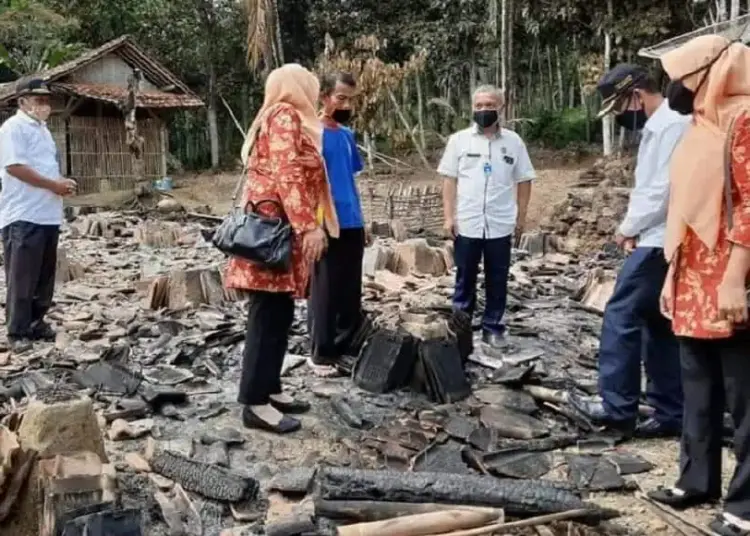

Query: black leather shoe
481 329 506 349
269 397 311 414
636 418 681 439
647 487 718 510
30 321 56 341
242 407 301 434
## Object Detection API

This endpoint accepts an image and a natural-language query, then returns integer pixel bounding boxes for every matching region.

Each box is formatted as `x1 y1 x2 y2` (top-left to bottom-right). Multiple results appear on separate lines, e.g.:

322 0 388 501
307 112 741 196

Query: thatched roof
638 14 750 59
0 35 203 108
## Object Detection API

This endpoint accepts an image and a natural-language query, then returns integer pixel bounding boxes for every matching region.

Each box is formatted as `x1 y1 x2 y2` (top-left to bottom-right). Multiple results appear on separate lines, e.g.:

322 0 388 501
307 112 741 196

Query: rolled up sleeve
513 139 536 183
0 122 30 170
437 135 459 178
728 113 750 247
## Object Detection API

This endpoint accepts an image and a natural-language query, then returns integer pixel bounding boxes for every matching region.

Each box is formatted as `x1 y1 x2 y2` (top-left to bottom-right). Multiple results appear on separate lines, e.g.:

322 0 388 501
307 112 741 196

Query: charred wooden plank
149 449 258 502
313 468 613 519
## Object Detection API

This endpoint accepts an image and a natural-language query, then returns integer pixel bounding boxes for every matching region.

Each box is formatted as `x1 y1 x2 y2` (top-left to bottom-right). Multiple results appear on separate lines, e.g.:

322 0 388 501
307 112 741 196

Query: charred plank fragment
149 449 258 502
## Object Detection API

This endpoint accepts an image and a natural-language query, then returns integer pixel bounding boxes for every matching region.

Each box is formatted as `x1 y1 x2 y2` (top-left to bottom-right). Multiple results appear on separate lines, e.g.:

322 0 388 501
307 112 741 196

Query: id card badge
483 162 492 178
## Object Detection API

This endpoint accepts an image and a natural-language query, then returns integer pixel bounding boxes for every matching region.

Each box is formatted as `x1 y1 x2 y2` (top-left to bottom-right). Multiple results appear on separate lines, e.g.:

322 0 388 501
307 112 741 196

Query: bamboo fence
358 179 443 233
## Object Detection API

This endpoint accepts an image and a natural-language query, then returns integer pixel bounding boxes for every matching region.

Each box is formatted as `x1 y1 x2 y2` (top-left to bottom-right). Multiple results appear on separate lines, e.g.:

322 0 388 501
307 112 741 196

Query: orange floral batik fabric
668 111 750 339
224 104 326 298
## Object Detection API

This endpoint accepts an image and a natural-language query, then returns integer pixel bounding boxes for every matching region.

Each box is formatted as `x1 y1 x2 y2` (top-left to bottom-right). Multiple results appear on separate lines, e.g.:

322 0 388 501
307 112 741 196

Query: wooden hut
0 36 204 195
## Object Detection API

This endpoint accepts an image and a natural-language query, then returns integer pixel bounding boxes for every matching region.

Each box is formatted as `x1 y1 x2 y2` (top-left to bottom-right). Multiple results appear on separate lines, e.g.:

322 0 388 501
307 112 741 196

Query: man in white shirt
438 85 536 349
0 79 77 352
570 65 689 439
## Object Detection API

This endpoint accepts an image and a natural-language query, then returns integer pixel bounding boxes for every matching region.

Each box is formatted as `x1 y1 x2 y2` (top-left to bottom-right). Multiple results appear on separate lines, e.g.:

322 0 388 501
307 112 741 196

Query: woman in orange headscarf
224 64 338 434
647 35 750 534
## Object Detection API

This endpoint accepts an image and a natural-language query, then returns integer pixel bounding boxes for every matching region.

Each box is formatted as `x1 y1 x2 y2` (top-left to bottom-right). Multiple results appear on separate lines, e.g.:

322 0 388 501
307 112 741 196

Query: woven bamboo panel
358 179 443 234
0 111 163 195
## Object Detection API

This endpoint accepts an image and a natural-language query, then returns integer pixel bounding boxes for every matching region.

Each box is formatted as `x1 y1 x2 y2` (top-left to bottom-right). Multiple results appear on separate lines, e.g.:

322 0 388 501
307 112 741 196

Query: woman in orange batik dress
224 64 338 435
645 36 750 536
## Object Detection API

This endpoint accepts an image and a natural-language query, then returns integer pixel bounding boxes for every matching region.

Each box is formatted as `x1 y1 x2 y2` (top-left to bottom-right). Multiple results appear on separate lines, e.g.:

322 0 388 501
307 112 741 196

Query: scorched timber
313 468 615 519
149 450 258 502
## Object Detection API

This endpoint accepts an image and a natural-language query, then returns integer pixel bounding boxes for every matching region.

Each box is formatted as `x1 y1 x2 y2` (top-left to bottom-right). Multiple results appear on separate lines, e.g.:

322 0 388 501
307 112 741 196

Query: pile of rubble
540 156 635 252
0 209 662 536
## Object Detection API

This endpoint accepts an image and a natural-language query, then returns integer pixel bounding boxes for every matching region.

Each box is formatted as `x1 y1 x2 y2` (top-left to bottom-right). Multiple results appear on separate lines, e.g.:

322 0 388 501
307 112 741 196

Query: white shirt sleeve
437 134 459 178
618 123 685 238
513 139 536 183
0 122 30 170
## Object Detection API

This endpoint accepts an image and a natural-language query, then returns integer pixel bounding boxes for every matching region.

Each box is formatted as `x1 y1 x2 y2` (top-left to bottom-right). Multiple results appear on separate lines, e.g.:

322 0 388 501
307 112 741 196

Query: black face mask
615 109 648 131
665 80 695 115
665 41 732 116
474 110 499 128
332 108 352 124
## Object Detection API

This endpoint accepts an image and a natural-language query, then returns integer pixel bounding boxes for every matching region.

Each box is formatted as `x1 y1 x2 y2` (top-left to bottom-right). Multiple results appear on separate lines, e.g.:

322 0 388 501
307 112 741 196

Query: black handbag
212 193 292 271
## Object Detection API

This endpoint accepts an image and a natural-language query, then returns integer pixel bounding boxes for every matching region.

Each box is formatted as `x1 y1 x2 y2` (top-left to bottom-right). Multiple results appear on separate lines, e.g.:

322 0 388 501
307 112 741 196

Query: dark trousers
2 221 59 339
238 291 294 406
677 331 750 519
453 234 511 334
308 228 365 359
598 247 683 427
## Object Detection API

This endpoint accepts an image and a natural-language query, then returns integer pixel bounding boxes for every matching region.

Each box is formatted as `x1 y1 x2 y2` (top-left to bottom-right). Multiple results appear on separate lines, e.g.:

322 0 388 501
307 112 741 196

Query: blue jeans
598 247 683 427
452 235 512 335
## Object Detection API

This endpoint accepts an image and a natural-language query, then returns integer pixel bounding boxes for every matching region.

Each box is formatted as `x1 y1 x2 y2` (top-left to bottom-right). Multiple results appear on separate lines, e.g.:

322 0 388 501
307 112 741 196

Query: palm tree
245 0 283 74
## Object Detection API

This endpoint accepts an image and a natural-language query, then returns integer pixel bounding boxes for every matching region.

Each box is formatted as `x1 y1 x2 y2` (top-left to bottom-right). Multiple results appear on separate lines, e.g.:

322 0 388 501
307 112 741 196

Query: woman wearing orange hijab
647 35 750 534
224 64 338 434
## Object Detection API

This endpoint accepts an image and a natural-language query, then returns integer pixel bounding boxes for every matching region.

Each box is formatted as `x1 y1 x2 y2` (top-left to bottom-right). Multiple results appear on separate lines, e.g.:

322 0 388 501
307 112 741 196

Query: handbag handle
244 199 289 222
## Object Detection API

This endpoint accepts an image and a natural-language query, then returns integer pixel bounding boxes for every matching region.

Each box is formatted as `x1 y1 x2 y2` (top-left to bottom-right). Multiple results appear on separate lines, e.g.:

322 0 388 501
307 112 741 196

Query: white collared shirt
0 110 63 228
437 124 536 239
619 101 690 248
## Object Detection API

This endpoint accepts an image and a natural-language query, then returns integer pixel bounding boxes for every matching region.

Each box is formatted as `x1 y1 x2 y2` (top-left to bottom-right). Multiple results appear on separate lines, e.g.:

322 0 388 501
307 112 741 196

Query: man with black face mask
438 85 535 349
568 64 690 439
307 71 367 376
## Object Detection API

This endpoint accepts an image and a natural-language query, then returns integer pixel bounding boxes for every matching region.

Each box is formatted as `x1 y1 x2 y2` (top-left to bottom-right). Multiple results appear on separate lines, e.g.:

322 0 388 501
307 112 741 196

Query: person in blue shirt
307 71 367 376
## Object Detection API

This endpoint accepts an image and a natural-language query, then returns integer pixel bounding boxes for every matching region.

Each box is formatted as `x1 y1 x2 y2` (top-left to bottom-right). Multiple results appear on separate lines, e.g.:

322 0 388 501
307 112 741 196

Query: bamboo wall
0 110 166 195
358 179 443 234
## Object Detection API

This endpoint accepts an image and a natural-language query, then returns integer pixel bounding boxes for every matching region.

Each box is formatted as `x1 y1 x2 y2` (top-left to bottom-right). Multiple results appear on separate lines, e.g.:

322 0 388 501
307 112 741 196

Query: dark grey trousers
2 221 59 339
307 228 365 361
677 330 750 519
238 291 294 406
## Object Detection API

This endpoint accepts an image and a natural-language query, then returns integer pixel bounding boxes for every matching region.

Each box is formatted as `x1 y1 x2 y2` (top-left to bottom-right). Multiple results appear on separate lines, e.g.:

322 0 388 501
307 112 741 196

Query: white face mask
21 99 51 122
29 104 52 122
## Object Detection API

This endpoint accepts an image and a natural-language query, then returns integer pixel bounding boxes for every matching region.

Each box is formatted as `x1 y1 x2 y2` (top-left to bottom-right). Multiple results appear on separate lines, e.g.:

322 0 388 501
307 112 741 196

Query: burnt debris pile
0 209 658 535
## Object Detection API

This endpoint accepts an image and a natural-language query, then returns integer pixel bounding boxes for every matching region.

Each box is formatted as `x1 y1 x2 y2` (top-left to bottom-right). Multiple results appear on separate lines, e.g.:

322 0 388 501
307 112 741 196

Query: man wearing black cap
569 64 689 438
0 79 77 352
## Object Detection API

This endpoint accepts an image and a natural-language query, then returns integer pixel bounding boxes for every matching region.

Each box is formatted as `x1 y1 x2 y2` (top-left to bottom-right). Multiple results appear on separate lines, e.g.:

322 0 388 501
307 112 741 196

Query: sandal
710 515 750 536
307 357 342 378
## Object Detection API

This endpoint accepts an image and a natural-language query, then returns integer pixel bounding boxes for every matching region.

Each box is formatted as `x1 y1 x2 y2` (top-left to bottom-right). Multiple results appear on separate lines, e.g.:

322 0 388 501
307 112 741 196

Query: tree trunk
208 63 220 169
730 0 740 19
719 0 729 21
499 0 507 90
415 71 426 152
555 45 563 110
506 0 514 118
602 0 614 156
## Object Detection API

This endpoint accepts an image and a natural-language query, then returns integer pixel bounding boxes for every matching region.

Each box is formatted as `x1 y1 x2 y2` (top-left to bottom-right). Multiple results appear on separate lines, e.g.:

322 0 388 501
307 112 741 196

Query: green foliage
520 107 592 149
0 0 84 74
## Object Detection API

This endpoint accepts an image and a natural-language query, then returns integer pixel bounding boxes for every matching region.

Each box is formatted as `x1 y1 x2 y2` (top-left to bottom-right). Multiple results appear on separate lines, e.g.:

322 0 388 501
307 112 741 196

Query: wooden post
124 68 148 196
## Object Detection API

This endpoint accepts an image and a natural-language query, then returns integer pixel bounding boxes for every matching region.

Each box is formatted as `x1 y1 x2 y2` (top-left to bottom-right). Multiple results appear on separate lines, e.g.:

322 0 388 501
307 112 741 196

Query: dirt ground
65 154 733 535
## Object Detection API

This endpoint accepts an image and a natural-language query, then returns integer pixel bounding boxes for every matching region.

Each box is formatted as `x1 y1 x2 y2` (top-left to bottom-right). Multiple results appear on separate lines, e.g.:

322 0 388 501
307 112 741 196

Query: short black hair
321 72 356 97
634 75 660 94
